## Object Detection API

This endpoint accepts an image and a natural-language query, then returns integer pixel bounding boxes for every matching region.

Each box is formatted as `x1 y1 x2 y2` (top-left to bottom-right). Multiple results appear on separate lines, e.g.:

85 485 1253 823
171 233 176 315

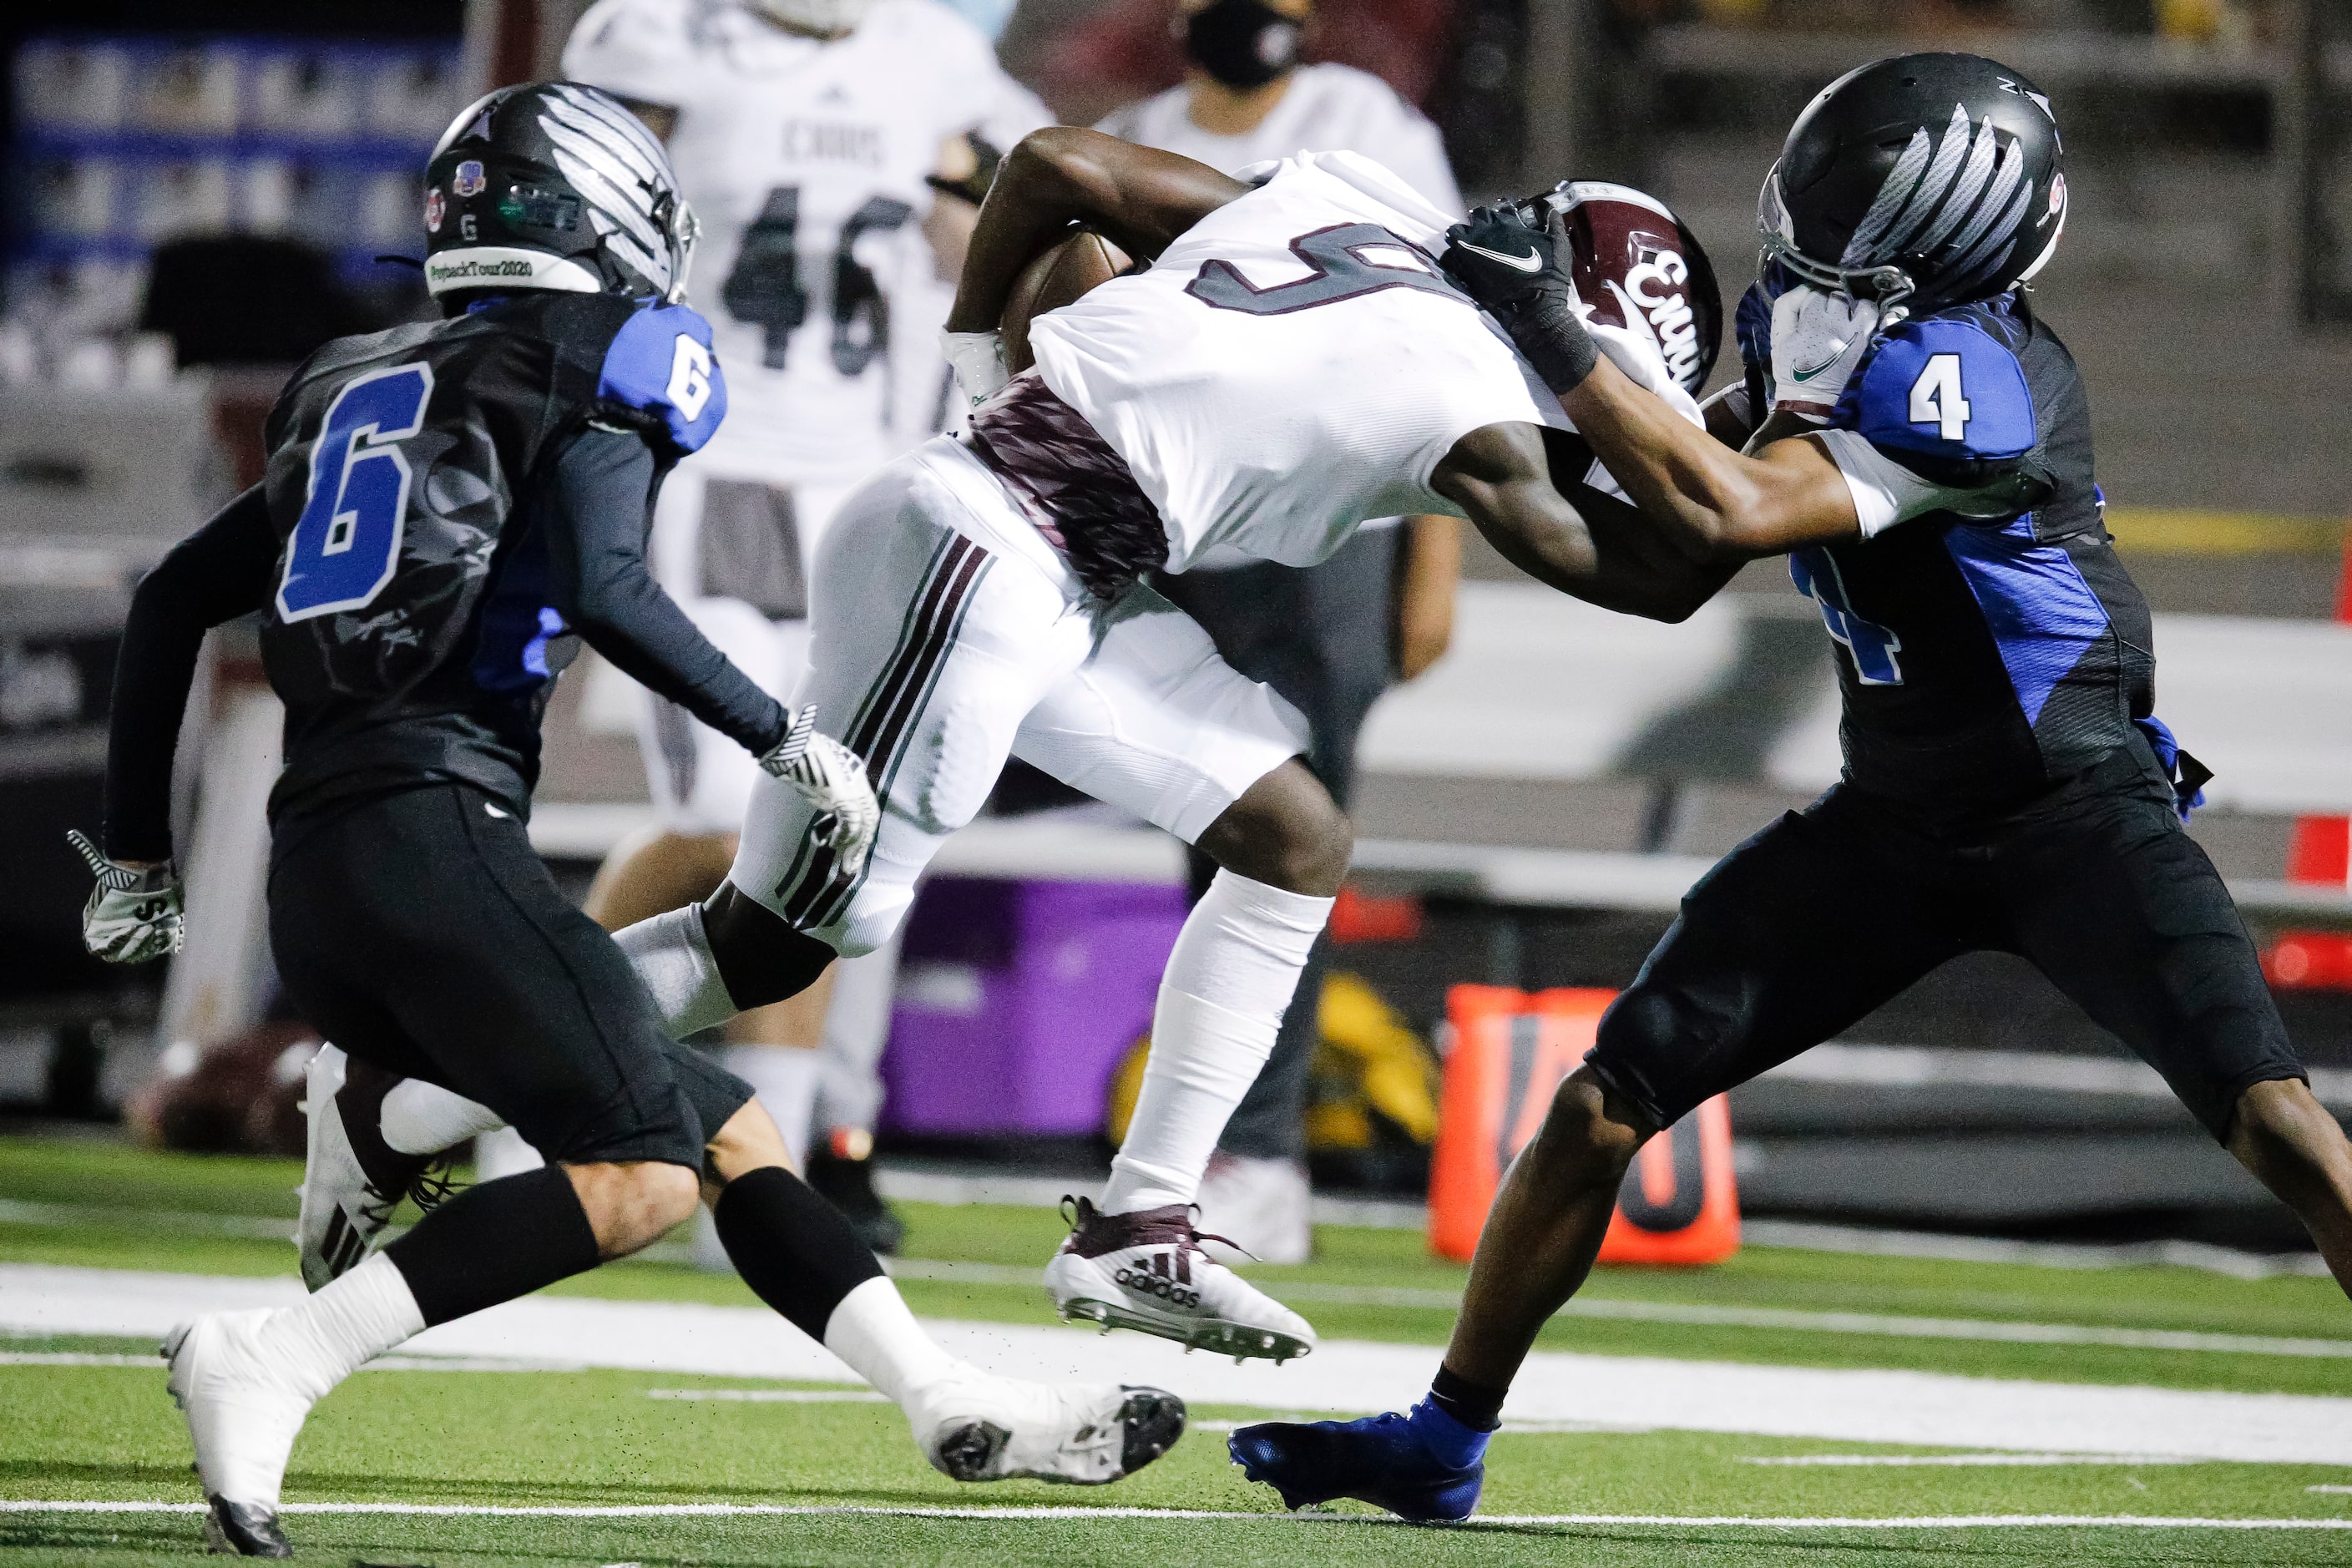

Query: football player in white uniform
1096 0 1467 1264
616 128 1713 1360
564 0 1050 1197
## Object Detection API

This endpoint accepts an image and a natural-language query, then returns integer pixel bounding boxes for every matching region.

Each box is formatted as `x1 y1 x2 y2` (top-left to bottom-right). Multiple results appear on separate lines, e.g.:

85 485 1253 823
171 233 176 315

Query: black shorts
268 785 750 1170
1586 742 2304 1142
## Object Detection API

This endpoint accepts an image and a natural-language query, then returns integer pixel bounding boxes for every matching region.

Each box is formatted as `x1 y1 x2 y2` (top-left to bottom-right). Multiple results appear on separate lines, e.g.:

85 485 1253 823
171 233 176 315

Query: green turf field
6 1135 2352 1565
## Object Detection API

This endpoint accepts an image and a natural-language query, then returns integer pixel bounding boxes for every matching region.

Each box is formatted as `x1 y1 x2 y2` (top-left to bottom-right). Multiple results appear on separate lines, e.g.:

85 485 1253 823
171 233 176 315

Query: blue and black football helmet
1758 53 2067 321
422 82 697 308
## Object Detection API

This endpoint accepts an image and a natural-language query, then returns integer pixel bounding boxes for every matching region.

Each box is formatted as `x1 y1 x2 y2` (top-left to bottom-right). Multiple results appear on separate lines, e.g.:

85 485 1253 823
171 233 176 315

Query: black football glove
1440 202 1598 395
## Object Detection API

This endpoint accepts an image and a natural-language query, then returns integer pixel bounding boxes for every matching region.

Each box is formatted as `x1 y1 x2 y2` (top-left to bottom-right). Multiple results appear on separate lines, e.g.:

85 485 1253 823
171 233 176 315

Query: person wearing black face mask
1095 8 1465 1267
1184 0 1306 94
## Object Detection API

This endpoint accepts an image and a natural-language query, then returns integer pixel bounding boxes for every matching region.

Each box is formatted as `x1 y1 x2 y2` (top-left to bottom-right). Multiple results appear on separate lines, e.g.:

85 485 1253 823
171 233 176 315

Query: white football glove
756 706 880 882
66 829 185 964
1769 286 1883 422
941 329 1009 412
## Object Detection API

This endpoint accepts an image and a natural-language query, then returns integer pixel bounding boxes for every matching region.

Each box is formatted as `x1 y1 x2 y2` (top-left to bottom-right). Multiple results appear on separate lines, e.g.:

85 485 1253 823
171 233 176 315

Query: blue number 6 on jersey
276 362 435 623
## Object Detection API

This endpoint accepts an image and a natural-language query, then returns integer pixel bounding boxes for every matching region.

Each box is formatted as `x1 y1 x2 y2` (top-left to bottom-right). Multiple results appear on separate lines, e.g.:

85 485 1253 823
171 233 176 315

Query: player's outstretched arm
1439 202 1859 564
1433 422 1737 624
944 128 1247 335
1561 355 1863 563
543 426 791 757
102 485 278 866
76 484 276 963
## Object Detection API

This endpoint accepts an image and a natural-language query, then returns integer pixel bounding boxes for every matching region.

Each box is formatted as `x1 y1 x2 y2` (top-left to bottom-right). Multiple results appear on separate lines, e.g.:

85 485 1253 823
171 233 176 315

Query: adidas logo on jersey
1114 1251 1201 1308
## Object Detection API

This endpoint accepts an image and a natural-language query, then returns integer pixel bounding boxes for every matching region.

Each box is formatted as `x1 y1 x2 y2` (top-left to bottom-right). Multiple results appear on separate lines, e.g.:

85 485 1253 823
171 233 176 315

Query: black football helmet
422 82 696 308
1758 53 2066 321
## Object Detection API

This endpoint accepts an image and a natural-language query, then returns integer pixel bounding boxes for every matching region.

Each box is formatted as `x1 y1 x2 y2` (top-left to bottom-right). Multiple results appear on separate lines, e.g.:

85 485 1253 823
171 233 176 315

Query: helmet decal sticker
453 159 486 198
424 187 444 232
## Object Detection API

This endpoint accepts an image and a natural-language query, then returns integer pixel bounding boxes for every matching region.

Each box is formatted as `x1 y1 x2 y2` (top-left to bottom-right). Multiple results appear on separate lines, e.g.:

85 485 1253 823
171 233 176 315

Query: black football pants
270 784 751 1170
1586 741 2305 1143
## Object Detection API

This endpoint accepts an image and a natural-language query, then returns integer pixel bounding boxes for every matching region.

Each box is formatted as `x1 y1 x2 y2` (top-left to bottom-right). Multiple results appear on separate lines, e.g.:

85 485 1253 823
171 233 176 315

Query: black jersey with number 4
1742 288 2154 812
258 291 727 822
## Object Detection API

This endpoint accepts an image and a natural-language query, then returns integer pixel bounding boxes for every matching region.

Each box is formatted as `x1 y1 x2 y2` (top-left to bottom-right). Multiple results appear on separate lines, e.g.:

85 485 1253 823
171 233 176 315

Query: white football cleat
1044 1197 1317 1363
905 1362 1185 1485
162 1312 314 1557
297 1044 453 1291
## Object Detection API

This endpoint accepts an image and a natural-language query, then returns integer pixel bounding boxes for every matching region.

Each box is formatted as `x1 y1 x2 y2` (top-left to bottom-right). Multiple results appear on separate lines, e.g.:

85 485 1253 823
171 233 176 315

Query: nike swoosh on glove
757 706 881 882
1769 286 1882 422
1439 204 1596 395
66 829 185 964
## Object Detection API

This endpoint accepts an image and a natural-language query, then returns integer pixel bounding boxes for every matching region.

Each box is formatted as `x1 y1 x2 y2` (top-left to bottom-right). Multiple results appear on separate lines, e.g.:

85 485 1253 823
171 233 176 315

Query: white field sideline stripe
0 1348 581 1373
6 1500 2352 1530
646 1388 888 1403
1741 1453 2205 1467
11 1263 2352 1464
888 1257 2352 1359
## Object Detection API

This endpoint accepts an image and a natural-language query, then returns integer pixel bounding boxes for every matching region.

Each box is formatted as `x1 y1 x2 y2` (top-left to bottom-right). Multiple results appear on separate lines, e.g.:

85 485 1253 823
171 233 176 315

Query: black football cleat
1229 1410 1484 1521
202 1495 291 1557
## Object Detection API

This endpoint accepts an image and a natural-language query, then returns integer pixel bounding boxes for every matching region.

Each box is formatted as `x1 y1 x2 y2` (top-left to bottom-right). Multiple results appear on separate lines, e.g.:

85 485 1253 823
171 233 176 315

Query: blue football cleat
1227 1403 1486 1522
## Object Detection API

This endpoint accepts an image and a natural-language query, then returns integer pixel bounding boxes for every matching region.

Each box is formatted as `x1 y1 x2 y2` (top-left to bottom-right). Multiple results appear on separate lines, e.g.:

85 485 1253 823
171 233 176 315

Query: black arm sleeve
541 425 791 758
102 484 279 862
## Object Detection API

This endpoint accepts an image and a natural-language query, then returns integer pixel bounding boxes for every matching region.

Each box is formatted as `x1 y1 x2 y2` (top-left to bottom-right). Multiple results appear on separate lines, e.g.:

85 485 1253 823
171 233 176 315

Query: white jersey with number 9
564 0 1046 488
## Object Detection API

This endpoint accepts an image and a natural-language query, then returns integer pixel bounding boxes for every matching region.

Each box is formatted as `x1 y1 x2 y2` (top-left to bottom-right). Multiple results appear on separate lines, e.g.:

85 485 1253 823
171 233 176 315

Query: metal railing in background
1507 0 2352 328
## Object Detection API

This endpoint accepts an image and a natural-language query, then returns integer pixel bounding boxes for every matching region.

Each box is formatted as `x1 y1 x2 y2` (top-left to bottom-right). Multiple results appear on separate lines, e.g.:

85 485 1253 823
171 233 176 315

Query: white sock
724 1044 820 1171
1102 871 1331 1215
472 1126 544 1181
380 1080 507 1156
260 1252 426 1404
822 1274 960 1409
615 903 738 1038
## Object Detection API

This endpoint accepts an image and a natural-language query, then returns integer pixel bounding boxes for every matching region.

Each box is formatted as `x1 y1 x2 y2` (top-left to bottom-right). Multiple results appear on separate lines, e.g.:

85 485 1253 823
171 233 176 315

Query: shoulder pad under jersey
597 302 726 456
1832 314 2036 463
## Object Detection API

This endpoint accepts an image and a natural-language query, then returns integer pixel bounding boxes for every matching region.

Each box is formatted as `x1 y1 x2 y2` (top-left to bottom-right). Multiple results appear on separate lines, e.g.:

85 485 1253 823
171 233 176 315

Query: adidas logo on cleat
1112 1251 1201 1308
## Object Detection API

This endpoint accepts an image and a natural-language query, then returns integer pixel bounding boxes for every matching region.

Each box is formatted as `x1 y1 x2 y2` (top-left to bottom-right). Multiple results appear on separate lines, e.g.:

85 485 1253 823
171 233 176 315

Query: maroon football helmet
1526 181 1722 396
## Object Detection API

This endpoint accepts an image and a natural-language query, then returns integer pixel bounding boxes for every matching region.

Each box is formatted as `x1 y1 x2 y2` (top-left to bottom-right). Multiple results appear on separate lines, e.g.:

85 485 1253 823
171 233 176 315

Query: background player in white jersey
1095 0 1466 1262
558 0 1050 1223
619 128 1712 1361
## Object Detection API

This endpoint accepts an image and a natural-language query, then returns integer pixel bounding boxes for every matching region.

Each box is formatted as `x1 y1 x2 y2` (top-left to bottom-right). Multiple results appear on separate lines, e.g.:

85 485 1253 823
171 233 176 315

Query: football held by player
73 85 1178 1556
1228 52 2352 1523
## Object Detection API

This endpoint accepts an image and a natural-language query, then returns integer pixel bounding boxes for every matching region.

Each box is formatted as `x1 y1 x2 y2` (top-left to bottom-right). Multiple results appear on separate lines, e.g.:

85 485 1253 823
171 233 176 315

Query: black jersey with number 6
258 291 726 822
1743 289 2154 812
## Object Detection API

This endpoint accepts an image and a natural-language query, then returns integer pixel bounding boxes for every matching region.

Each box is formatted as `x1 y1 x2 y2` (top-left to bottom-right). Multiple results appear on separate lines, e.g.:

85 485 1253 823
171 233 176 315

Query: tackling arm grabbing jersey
947 129 1736 624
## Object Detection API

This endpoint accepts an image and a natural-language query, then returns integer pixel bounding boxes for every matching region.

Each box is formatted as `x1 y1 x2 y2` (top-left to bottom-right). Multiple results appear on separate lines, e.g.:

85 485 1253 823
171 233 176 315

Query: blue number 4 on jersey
1834 315 2037 463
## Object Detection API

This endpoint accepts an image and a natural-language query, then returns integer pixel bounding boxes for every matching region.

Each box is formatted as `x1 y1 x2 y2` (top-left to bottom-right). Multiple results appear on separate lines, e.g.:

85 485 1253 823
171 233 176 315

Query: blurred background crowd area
1 0 2348 1252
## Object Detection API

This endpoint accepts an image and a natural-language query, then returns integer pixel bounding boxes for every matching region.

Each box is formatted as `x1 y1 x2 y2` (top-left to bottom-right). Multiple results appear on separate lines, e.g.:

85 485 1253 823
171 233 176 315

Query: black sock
383 1165 600 1327
1429 1363 1507 1432
713 1165 886 1341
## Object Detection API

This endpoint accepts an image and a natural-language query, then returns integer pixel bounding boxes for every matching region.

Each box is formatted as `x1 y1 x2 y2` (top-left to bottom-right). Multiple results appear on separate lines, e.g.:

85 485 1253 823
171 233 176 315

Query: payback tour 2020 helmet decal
1757 52 2067 322
422 82 699 306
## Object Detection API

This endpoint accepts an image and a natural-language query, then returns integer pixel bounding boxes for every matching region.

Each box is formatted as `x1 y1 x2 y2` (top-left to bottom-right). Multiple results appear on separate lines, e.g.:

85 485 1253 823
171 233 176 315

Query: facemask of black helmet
1757 52 2067 324
422 82 698 309
1182 0 1303 91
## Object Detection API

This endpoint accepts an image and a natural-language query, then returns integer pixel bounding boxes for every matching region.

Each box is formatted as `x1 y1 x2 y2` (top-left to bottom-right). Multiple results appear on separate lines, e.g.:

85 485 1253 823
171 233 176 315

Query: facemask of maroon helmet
1523 181 1723 397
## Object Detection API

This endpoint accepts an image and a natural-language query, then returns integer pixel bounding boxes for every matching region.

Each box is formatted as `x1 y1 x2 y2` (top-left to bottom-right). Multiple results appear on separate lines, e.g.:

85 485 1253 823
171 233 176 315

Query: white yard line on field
892 1257 2352 1360
8 1262 2352 1464
645 1388 889 1403
1741 1453 2207 1467
2 1499 2350 1530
